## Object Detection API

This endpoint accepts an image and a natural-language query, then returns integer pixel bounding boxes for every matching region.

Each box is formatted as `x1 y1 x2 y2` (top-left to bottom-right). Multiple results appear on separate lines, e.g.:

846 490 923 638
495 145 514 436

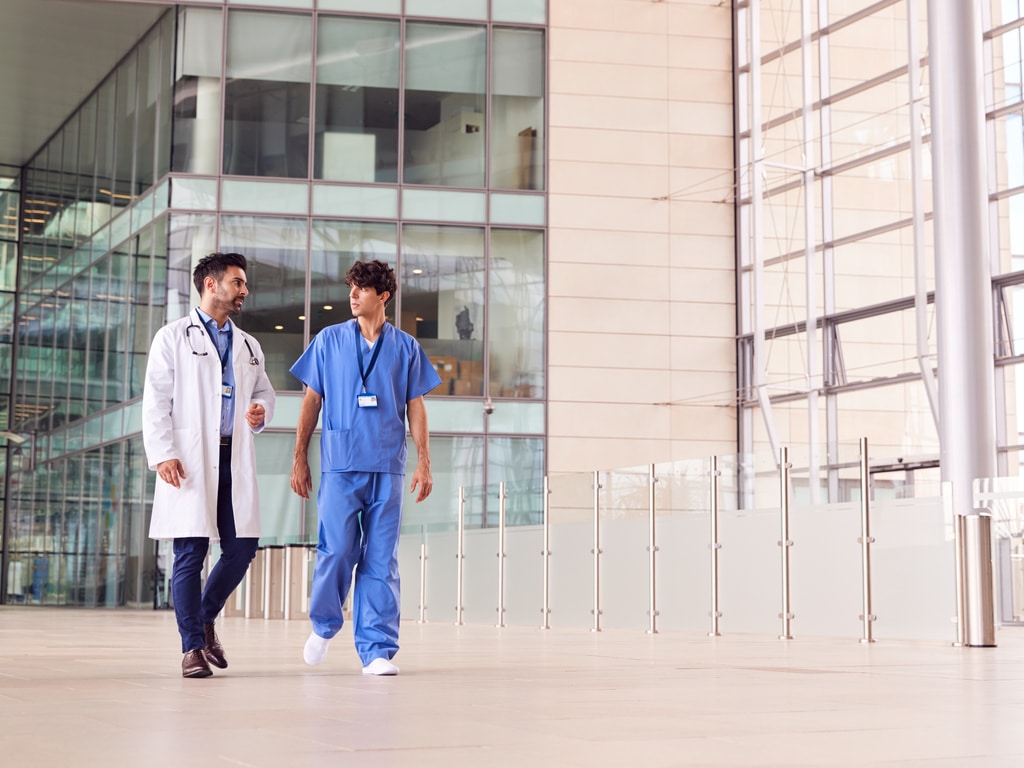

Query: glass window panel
135 26 162 192
321 0 400 10
112 53 138 205
489 229 544 399
166 213 217 322
311 184 398 219
85 256 112 416
489 192 545 226
832 225 929 311
492 0 545 24
486 437 543 526
401 435 484 531
219 215 308 390
221 179 309 215
154 13 174 181
831 150 916 244
224 11 311 178
486 401 544 434
104 243 133 407
491 28 544 190
405 0 487 20
400 224 484 397
310 220 396 337
94 79 117 230
315 17 400 183
401 188 486 222
173 7 223 174
833 305 932 386
170 177 218 210
404 23 486 187
827 6 907 88
419 397 483 432
228 0 312 6
834 381 939 467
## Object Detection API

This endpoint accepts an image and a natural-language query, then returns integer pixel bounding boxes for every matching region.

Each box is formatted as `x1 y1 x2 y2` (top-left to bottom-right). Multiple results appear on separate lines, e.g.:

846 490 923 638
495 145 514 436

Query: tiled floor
1 607 1023 767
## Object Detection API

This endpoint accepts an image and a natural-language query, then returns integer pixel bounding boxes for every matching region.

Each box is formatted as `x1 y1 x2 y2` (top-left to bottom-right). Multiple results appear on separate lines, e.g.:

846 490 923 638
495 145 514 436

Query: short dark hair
345 260 397 304
193 252 248 296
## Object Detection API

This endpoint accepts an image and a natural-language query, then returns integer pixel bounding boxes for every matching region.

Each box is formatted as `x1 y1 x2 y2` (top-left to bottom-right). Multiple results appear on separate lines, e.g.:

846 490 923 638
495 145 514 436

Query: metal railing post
709 455 722 637
541 476 550 629
496 481 506 628
592 470 602 633
417 537 427 624
647 464 659 634
858 437 876 643
779 447 793 640
455 485 465 626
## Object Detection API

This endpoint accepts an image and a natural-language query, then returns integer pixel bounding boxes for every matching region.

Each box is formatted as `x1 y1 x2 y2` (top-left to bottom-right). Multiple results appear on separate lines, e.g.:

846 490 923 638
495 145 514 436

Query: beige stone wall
546 0 736 473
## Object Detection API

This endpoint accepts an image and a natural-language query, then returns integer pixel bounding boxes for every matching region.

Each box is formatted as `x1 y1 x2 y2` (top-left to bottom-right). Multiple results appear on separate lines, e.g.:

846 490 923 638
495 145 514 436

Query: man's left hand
245 403 265 429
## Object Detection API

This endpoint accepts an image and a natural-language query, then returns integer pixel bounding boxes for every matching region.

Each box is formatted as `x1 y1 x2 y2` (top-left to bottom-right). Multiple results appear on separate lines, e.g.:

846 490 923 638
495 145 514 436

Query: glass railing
392 439 959 643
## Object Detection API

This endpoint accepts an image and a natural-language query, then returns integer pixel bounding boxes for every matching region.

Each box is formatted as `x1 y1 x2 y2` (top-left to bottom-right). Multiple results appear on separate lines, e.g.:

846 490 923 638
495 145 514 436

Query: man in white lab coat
143 252 275 678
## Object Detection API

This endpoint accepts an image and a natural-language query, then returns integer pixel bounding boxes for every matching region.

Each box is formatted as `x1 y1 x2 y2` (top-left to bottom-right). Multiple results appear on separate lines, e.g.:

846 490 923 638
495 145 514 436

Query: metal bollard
263 545 286 620
285 544 313 620
245 548 265 619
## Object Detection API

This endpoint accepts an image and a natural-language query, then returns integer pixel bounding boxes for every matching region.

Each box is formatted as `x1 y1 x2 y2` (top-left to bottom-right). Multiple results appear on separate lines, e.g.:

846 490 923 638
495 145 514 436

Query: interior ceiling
0 0 172 169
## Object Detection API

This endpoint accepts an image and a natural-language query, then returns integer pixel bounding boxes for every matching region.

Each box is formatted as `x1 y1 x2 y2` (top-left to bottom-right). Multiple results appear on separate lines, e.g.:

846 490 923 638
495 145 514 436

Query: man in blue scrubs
290 259 441 675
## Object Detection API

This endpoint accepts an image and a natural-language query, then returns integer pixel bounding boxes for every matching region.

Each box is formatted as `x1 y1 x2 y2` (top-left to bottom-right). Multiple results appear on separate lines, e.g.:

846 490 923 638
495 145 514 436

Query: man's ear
380 290 391 305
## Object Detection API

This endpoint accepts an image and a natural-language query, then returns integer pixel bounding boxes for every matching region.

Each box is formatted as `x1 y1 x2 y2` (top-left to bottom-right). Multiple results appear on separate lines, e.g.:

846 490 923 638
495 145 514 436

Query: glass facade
734 1 1024 497
1 4 547 607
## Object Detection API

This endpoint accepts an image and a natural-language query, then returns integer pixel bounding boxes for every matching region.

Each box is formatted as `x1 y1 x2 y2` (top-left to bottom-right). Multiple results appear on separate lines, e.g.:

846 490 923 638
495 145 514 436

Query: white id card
222 384 233 398
357 393 378 408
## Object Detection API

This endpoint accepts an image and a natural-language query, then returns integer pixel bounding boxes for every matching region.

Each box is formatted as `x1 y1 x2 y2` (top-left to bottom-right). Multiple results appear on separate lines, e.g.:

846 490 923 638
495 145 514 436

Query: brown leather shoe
203 622 228 669
182 649 212 678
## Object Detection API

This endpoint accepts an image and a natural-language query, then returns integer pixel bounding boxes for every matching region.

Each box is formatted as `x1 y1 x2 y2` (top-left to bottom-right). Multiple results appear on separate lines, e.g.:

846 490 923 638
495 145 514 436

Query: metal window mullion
908 0 940 428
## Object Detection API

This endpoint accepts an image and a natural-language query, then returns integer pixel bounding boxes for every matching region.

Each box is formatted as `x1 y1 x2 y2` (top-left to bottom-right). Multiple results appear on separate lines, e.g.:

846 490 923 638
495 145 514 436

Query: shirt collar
195 307 231 332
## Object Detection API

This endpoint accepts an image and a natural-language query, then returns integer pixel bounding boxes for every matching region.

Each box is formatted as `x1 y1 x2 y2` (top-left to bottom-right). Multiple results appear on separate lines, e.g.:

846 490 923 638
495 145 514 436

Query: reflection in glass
220 215 308 390
486 437 543 526
172 7 223 174
401 435 485 531
166 213 217 323
401 225 484 397
315 17 400 183
491 28 544 190
404 23 486 187
310 220 396 337
224 11 312 178
489 229 543 398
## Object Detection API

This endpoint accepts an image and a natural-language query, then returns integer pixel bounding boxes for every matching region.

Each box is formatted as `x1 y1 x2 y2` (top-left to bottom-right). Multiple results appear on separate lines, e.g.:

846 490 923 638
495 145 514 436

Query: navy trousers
171 442 258 653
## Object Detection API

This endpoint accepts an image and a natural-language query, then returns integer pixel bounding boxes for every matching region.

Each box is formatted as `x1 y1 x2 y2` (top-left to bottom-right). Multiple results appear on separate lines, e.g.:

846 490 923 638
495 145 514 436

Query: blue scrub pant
171 442 258 653
309 471 404 666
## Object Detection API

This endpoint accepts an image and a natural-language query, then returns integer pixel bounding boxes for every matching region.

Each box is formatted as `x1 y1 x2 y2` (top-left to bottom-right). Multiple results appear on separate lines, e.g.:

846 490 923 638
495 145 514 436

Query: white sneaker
304 632 330 666
362 657 399 676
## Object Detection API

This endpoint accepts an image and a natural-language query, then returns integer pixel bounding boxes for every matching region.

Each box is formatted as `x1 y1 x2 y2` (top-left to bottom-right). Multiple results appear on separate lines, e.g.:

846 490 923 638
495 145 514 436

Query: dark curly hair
345 260 397 305
193 252 248 296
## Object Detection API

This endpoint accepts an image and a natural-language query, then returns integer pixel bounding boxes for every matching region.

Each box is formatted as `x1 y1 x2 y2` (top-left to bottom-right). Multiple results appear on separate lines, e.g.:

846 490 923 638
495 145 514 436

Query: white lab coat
142 311 276 541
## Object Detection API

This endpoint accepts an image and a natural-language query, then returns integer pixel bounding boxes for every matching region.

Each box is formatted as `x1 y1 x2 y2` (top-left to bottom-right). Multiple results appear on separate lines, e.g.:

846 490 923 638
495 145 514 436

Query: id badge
357 392 378 408
222 384 233 399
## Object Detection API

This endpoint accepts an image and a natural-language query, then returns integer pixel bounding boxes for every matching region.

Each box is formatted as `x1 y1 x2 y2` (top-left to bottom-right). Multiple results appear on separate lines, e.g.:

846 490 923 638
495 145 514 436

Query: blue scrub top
290 320 441 474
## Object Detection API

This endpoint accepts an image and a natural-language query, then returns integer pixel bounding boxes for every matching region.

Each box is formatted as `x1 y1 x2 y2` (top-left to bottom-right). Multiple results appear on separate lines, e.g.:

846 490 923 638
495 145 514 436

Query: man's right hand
290 456 313 499
157 459 186 489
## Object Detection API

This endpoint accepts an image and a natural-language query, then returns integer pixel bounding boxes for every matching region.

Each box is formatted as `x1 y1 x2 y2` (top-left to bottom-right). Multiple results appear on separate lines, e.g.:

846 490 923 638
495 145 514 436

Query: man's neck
199 302 229 329
357 313 386 342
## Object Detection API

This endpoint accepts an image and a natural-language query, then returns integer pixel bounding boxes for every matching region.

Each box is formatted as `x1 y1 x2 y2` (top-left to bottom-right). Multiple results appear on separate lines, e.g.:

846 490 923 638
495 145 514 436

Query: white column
927 0 996 646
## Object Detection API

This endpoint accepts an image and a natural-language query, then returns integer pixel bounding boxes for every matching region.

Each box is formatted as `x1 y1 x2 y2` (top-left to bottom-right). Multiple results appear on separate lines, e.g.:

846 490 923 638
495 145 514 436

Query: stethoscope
185 309 259 366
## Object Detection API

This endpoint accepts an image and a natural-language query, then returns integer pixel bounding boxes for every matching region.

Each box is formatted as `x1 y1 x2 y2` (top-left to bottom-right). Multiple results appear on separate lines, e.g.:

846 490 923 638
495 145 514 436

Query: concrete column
927 0 996 646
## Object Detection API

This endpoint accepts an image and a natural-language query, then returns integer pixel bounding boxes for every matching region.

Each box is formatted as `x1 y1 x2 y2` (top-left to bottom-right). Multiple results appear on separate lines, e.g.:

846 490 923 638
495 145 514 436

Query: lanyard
354 321 383 393
198 309 231 373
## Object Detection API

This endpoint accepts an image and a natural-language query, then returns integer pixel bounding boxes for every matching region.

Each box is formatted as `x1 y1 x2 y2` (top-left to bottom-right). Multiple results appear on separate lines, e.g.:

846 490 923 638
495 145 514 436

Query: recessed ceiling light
298 315 306 320
274 325 284 330
412 268 423 275
324 305 334 310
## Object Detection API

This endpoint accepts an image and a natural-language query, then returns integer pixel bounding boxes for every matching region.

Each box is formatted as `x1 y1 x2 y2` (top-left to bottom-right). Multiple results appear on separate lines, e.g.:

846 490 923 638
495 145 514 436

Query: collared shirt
196 308 235 437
